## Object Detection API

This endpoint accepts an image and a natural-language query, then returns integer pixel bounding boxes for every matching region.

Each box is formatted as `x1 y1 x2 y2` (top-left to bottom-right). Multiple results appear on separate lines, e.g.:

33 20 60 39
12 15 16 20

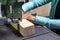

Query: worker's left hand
22 13 35 22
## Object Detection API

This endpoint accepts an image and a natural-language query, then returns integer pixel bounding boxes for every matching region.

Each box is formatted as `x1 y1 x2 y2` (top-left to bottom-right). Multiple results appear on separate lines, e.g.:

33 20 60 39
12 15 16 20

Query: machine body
0 0 22 21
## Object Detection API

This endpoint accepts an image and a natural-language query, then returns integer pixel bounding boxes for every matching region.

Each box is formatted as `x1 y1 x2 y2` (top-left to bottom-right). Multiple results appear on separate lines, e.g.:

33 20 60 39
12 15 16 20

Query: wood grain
19 19 35 36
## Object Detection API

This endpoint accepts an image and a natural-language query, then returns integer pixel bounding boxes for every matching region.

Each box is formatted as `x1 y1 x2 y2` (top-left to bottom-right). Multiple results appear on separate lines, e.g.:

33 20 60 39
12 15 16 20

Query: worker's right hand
22 11 35 22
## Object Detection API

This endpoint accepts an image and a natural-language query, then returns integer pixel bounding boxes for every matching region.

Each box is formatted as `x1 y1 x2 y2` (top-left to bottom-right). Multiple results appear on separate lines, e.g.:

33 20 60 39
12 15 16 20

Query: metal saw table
0 18 60 40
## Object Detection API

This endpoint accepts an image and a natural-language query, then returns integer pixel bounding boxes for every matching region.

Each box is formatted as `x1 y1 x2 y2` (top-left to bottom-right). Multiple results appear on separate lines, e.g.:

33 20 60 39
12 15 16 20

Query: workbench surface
0 18 60 40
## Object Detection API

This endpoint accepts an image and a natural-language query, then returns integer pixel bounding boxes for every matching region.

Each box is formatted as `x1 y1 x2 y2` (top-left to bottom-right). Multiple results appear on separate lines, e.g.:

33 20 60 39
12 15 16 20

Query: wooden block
10 22 18 30
19 19 35 36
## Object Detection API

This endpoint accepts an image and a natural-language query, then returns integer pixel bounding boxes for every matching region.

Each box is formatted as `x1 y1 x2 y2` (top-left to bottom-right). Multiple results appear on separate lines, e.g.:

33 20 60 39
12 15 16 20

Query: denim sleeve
34 16 50 25
35 16 60 29
49 20 60 29
22 0 51 13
